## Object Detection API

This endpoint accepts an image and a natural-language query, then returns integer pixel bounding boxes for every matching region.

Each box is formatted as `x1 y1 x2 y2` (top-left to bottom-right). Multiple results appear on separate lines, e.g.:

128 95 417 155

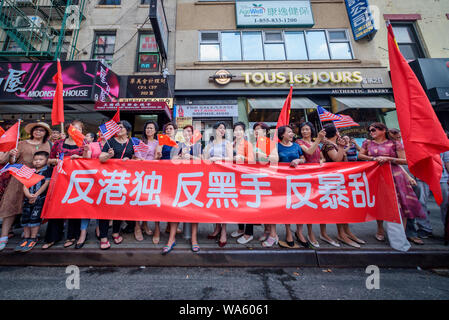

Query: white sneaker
237 235 253 244
231 230 244 238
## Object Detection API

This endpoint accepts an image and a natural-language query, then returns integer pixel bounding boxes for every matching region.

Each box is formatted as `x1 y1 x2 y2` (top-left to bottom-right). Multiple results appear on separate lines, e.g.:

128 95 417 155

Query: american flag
99 120 121 140
333 114 360 128
317 105 342 122
56 153 67 175
0 163 35 179
131 137 151 153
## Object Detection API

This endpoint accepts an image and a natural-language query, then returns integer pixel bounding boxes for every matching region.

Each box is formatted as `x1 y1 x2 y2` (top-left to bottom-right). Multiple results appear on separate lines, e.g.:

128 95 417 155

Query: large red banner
41 159 401 224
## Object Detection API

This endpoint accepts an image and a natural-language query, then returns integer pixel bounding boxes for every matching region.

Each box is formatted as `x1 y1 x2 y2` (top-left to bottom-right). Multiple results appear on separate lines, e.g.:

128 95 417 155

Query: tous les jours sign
242 71 363 85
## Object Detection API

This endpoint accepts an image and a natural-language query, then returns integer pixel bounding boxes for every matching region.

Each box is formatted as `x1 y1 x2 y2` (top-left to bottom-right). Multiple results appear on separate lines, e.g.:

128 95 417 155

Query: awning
248 97 317 112
332 97 396 113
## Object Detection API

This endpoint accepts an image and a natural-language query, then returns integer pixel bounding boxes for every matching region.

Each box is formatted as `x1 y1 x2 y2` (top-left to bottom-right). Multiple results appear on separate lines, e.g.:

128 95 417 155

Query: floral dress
362 139 426 219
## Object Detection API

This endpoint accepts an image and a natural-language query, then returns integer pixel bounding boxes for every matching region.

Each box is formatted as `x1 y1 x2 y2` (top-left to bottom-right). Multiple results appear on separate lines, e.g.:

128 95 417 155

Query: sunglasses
368 128 377 133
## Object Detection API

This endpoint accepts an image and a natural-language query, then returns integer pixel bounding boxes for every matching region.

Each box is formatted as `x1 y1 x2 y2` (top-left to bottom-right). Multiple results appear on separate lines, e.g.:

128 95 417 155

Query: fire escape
0 0 86 60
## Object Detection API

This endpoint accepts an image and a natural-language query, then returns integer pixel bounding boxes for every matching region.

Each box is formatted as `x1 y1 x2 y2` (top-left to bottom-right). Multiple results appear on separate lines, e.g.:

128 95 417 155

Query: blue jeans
81 219 99 231
414 180 448 233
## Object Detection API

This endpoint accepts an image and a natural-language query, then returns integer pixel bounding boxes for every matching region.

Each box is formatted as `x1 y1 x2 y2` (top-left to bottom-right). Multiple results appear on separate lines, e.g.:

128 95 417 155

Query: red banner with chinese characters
41 160 401 224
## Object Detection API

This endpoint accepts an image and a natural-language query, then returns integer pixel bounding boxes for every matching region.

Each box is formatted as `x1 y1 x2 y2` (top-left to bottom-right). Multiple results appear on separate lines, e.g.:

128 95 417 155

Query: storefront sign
0 61 120 102
126 75 173 98
95 100 172 120
149 0 169 59
242 71 363 85
210 70 234 86
345 0 377 41
119 98 173 109
176 104 239 118
42 160 401 224
236 0 314 28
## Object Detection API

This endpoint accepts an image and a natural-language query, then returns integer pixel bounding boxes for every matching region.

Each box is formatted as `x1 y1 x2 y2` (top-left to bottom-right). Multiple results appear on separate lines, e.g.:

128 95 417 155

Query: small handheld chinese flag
51 59 65 126
0 121 20 152
191 130 202 144
273 85 293 142
387 22 449 205
0 163 44 188
158 134 178 147
112 105 120 123
256 136 275 157
68 124 85 147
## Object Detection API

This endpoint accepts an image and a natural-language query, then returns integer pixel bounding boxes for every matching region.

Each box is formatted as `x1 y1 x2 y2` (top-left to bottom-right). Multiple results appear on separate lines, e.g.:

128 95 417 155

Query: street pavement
0 266 448 300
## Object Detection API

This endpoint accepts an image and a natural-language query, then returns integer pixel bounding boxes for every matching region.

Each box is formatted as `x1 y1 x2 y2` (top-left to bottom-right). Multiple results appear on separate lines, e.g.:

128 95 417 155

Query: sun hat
24 122 52 136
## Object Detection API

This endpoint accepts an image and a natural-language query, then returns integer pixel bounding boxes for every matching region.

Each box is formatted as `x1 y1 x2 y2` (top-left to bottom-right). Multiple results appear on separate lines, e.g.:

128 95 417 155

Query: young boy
15 151 53 252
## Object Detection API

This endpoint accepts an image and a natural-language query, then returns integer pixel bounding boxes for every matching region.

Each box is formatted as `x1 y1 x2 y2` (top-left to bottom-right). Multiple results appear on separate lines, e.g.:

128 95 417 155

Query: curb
1 248 449 268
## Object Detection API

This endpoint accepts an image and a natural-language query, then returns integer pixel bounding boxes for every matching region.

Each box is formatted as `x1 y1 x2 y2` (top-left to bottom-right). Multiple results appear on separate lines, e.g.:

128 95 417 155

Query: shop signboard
149 0 169 59
344 0 377 41
95 100 172 120
176 104 239 118
125 75 174 99
236 0 314 28
0 61 119 102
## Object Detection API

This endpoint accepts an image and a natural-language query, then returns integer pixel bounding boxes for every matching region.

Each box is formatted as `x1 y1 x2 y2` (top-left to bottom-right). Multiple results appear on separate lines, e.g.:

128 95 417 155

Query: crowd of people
0 118 447 254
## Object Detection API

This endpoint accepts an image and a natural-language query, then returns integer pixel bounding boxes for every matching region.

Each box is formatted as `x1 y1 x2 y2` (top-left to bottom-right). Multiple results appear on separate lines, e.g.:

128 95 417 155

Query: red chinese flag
0 121 19 152
68 124 85 147
273 85 293 142
0 126 5 137
51 59 64 126
256 137 275 157
191 130 202 144
112 105 120 123
158 134 178 147
387 23 449 205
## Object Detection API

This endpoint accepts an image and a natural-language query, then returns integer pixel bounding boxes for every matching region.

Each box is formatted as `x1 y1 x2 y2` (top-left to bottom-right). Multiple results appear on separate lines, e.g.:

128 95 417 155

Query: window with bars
391 22 425 61
92 32 116 65
199 29 353 61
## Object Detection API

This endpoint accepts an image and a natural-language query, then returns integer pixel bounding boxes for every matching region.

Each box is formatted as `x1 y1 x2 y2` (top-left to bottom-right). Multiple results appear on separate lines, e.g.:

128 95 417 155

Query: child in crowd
15 151 53 252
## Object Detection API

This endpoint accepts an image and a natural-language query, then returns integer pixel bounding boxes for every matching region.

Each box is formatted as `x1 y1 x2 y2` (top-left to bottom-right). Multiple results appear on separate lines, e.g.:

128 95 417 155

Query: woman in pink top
296 122 327 248
133 121 161 242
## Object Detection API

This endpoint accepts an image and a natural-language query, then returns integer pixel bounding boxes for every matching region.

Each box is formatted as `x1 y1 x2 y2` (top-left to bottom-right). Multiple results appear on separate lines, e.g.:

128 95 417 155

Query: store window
199 29 353 61
137 33 159 72
92 32 116 66
99 0 121 4
141 0 150 4
391 22 425 61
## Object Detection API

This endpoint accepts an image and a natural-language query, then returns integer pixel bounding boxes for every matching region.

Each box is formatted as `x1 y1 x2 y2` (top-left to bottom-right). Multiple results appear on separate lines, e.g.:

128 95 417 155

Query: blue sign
345 0 377 41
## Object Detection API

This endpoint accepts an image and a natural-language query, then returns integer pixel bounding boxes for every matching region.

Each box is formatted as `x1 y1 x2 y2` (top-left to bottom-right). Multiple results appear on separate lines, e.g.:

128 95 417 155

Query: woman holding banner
276 125 307 249
358 122 426 243
252 122 275 242
0 122 52 251
43 120 87 250
203 121 234 248
321 123 364 248
163 125 203 254
296 122 326 248
133 120 159 242
231 122 256 245
97 120 135 250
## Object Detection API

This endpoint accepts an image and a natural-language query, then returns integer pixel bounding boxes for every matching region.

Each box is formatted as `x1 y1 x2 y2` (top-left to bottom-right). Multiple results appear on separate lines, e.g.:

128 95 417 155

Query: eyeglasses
368 128 377 133
34 128 46 132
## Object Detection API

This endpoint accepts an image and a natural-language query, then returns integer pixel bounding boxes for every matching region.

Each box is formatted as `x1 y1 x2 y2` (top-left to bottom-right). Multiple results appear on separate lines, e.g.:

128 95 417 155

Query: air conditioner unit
14 16 44 37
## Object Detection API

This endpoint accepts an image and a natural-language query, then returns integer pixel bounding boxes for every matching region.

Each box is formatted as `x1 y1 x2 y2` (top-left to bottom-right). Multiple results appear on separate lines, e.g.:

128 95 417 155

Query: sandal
42 242 55 250
64 239 76 248
112 234 123 245
0 236 8 251
337 236 360 248
319 235 340 247
191 244 200 253
347 234 366 245
262 236 279 247
375 234 385 242
100 240 110 250
134 228 144 242
258 232 270 242
407 237 424 245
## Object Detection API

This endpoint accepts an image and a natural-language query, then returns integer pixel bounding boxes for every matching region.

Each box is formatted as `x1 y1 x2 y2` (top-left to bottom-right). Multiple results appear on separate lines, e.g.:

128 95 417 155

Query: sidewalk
1 199 448 268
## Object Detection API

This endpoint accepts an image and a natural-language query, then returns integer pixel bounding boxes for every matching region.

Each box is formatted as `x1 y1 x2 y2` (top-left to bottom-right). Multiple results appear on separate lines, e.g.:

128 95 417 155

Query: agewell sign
236 0 314 28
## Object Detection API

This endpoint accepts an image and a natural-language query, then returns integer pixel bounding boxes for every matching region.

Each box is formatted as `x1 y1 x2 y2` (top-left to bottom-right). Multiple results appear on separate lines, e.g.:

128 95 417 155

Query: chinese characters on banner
42 160 401 224
344 0 377 41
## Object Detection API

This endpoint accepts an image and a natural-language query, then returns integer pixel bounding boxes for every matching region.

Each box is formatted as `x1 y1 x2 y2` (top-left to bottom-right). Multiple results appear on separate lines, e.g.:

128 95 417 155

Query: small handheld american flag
131 138 151 154
0 163 35 179
56 153 67 175
333 114 360 128
99 120 121 140
317 105 342 122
